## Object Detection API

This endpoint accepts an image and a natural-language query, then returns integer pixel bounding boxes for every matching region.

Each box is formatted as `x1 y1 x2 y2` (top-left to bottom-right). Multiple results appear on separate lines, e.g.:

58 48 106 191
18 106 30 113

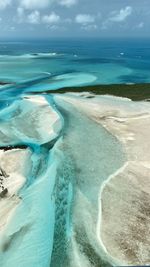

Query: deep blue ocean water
0 38 150 96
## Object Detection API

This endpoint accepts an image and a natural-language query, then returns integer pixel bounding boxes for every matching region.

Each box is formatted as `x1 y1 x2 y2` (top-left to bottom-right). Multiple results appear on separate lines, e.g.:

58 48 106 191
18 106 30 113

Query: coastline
36 82 150 101
59 93 150 265
0 148 31 247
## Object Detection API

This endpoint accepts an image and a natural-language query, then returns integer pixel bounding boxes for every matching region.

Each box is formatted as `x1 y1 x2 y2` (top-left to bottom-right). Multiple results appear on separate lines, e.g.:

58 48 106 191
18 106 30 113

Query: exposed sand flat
0 148 31 248
101 161 150 265
24 95 49 105
22 95 61 142
0 95 61 146
59 93 150 266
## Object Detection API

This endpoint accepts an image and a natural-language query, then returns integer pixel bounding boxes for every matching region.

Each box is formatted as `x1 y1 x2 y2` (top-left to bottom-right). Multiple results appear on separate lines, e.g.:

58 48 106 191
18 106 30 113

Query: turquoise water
50 97 124 266
0 92 125 267
1 38 150 97
0 38 142 266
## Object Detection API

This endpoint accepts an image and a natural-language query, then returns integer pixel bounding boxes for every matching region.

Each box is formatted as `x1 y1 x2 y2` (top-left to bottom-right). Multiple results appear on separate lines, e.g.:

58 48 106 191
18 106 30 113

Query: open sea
0 38 150 95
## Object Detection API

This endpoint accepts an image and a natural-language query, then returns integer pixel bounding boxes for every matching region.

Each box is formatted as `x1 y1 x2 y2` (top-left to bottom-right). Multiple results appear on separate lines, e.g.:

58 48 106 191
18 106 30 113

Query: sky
0 0 149 39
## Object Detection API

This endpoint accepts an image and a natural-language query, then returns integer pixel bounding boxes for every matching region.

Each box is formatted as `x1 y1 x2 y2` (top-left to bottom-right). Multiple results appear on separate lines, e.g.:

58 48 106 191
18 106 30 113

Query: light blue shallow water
0 93 125 267
50 97 125 267
1 38 150 96
0 38 146 266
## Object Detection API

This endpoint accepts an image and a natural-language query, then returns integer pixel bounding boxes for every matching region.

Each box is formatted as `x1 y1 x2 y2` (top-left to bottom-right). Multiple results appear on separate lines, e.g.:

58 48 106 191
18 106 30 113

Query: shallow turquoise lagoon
0 38 146 266
0 91 125 267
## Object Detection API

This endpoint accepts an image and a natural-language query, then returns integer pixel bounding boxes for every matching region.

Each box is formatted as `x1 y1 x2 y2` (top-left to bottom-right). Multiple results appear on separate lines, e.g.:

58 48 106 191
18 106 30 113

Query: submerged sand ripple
1 93 150 266
62 93 150 266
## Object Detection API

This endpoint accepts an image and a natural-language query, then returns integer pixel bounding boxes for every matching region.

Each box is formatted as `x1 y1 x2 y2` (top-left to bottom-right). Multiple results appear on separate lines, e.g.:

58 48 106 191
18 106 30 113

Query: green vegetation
45 83 150 101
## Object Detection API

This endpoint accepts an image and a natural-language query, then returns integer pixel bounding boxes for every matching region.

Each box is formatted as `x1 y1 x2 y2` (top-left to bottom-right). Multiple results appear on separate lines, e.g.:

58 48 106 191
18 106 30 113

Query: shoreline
0 148 31 245
31 82 150 101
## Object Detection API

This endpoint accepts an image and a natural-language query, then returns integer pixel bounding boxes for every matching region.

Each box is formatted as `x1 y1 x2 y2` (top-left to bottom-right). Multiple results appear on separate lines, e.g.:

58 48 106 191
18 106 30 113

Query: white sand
0 95 61 147
24 95 49 105
59 93 150 265
0 148 31 240
23 95 61 142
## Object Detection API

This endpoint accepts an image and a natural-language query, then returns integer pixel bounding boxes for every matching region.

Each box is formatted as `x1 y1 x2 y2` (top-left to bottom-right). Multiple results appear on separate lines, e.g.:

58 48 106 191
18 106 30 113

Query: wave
0 52 64 59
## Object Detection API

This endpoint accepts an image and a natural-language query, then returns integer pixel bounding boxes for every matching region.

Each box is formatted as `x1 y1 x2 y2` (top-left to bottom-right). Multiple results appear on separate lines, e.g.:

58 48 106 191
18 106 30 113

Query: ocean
0 38 150 96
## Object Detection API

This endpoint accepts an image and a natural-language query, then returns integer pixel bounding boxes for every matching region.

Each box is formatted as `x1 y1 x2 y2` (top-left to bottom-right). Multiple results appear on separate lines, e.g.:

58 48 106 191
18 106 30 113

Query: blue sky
0 0 149 39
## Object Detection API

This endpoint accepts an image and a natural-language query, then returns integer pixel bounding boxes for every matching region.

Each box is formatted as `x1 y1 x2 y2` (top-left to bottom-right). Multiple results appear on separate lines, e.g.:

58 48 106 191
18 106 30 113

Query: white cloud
17 7 24 17
109 6 132 22
20 0 77 10
27 10 40 24
59 0 77 8
17 7 25 22
10 26 15 31
20 0 51 10
75 14 95 25
42 12 60 24
16 8 62 26
0 0 11 9
102 6 133 30
137 22 144 28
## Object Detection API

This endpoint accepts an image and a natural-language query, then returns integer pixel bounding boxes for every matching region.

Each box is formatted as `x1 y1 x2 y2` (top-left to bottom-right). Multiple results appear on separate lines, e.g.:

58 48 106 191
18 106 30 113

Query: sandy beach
59 93 150 266
0 148 31 247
